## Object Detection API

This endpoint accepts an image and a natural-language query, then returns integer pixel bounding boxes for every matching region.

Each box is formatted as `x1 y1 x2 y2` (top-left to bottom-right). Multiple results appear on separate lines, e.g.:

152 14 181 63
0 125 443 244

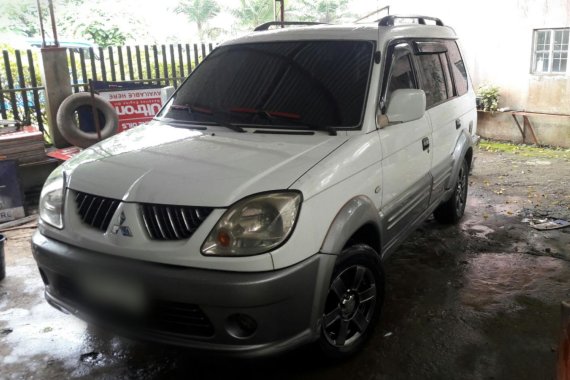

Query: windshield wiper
170 104 213 115
169 104 245 133
230 108 337 136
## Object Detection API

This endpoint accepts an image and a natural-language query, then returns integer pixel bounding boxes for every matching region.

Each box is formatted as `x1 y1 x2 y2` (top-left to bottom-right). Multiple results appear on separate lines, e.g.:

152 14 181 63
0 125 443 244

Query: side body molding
320 196 382 255
445 130 473 191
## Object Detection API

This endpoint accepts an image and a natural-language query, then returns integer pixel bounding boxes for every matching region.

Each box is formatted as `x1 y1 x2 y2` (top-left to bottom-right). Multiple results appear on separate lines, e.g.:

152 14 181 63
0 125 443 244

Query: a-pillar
39 47 71 148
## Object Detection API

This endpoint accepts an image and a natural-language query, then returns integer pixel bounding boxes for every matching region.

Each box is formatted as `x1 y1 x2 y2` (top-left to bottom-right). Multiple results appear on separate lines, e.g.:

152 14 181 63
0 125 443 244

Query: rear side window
418 54 447 107
444 41 468 96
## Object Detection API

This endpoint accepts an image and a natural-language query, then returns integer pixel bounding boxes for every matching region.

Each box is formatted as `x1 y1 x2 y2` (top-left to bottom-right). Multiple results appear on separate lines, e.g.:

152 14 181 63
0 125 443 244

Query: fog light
226 313 257 339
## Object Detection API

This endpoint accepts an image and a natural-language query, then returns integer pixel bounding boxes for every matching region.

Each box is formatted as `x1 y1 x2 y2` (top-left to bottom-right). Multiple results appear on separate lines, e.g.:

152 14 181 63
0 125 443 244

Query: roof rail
254 21 326 31
378 15 444 27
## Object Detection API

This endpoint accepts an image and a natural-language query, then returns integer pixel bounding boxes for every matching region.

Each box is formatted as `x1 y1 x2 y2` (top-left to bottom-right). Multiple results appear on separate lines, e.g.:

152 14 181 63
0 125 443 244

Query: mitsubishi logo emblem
111 211 133 237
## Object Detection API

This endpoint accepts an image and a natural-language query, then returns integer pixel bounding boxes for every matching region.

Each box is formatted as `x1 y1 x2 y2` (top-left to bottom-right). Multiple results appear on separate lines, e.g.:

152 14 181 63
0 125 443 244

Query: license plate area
78 273 147 317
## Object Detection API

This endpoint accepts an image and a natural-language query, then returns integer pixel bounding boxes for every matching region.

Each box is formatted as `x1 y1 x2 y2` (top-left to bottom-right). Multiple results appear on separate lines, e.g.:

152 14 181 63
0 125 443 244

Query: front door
377 42 432 248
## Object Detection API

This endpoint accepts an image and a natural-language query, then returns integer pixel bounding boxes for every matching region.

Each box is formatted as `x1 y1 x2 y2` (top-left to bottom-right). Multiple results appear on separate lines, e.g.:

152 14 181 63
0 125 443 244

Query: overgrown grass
479 139 570 159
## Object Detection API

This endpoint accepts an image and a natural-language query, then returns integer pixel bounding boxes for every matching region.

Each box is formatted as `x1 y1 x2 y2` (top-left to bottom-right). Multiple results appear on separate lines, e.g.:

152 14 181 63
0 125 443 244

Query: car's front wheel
319 244 384 358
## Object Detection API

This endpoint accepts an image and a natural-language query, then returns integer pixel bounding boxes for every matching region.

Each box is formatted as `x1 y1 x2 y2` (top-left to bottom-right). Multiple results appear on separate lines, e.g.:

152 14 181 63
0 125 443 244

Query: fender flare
56 92 119 148
320 195 382 255
446 130 473 190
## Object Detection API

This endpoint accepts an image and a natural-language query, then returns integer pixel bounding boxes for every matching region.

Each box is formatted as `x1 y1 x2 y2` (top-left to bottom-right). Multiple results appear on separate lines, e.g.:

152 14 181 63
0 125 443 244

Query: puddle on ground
459 252 568 313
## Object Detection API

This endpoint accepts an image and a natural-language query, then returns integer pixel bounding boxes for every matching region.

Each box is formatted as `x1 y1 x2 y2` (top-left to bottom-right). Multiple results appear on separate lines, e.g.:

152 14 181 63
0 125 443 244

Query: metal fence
0 48 45 131
68 42 215 91
0 42 215 133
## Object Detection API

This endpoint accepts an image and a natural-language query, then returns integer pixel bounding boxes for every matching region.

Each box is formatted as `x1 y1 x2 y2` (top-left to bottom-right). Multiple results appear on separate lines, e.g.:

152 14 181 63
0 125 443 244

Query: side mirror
382 89 426 126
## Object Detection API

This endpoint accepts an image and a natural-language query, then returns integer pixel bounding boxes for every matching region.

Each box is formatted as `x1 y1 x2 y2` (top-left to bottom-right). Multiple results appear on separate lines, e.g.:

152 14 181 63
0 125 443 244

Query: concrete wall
388 0 570 146
477 112 570 147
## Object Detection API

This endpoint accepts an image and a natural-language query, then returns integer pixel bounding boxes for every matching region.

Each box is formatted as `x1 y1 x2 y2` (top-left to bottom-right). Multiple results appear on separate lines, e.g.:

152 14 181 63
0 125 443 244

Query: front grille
141 204 213 240
75 191 120 231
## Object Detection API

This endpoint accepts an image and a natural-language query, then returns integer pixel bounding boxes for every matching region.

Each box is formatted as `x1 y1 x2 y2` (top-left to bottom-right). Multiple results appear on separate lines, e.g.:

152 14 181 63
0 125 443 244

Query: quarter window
386 52 416 101
532 29 569 74
444 40 468 95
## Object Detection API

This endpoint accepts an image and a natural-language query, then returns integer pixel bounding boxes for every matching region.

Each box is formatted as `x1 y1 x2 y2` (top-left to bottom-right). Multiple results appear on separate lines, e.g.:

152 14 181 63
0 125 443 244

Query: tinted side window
445 41 468 96
440 53 454 98
418 54 447 107
386 52 416 101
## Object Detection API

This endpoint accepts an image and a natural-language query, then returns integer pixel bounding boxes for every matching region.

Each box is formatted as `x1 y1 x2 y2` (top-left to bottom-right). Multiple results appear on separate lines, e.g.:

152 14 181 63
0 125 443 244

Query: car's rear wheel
319 244 384 358
434 158 469 224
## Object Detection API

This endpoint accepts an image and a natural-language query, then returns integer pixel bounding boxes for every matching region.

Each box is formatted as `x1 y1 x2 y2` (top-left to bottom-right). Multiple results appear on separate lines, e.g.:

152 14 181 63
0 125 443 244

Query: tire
319 244 384 359
434 158 469 224
56 92 119 148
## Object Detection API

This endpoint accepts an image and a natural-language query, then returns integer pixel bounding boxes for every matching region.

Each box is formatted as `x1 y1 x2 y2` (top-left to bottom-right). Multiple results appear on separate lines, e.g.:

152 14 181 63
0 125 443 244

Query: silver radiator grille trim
140 204 213 241
75 191 120 231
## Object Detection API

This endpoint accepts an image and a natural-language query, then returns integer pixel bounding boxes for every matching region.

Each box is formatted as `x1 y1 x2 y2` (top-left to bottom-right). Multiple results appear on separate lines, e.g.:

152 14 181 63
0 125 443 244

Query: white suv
33 16 477 358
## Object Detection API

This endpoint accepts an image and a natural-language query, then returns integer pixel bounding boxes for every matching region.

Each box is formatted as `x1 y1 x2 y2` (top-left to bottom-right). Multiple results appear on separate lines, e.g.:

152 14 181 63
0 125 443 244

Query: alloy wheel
322 265 377 347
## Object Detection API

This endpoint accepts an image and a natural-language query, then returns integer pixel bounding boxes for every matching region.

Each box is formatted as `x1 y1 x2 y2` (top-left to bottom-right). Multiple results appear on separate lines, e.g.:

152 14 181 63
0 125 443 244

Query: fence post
39 47 71 148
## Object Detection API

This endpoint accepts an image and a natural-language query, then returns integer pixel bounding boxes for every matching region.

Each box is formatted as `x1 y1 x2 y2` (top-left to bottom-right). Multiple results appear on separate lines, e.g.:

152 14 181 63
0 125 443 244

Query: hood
65 122 348 207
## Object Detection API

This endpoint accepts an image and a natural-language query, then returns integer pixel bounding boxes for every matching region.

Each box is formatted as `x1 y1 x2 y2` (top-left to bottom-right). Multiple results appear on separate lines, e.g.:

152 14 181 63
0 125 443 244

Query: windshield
158 40 374 130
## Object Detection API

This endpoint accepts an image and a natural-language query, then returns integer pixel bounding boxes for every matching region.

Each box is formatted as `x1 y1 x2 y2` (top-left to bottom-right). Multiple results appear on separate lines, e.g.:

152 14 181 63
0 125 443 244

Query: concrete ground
1 145 569 380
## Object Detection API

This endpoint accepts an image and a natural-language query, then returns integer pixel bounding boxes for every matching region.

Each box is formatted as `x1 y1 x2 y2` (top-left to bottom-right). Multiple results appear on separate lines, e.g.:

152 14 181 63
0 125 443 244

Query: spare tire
56 92 119 148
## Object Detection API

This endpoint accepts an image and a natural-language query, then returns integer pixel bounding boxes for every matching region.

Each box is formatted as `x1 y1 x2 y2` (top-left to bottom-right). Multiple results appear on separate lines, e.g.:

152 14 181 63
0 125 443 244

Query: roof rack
254 21 326 31
378 15 444 27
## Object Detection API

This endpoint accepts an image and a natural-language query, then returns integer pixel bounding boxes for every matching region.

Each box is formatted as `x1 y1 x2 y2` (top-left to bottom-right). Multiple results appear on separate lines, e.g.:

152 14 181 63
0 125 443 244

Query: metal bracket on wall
511 113 539 145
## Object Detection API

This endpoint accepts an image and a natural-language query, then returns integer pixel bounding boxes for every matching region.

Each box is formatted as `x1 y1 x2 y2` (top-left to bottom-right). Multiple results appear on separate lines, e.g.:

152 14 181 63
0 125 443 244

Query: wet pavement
1 148 569 379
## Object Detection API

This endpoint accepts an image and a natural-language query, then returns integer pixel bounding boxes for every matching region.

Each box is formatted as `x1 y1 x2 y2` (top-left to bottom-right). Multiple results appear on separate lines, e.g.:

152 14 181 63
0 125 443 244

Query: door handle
455 119 462 129
422 137 430 151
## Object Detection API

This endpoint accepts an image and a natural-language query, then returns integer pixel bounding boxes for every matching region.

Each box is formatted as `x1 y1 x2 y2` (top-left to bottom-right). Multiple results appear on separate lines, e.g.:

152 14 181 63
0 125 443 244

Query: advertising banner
95 81 165 133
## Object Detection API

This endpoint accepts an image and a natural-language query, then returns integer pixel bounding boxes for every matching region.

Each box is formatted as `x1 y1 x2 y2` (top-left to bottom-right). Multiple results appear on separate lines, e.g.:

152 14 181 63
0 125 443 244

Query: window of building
532 29 569 74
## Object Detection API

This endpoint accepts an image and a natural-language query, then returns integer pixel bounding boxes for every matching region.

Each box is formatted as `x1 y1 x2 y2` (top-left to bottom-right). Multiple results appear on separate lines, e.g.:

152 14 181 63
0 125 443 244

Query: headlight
201 192 302 256
39 169 65 229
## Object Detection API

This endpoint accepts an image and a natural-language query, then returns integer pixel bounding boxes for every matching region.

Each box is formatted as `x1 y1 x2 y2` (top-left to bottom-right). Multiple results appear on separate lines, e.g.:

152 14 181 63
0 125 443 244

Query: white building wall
388 0 570 113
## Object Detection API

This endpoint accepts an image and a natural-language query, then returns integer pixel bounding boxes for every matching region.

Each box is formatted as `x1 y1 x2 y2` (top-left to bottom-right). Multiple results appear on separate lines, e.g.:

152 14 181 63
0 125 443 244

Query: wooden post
558 301 570 380
39 47 71 148
88 79 102 141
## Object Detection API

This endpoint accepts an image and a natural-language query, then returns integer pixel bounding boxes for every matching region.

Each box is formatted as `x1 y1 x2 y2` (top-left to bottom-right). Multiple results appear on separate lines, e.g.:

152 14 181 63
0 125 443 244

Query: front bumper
32 232 335 357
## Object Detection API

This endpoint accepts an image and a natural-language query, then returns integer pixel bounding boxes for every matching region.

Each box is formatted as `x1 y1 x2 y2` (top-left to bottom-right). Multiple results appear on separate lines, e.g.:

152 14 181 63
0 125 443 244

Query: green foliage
0 0 45 37
233 0 275 29
477 84 500 112
0 43 46 128
290 0 349 23
56 0 138 47
232 0 351 29
175 0 220 40
83 24 127 48
480 139 570 159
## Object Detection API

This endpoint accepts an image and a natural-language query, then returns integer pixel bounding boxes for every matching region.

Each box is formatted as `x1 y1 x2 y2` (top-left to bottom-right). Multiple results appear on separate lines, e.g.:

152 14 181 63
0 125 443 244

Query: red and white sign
100 89 164 132
46 146 82 161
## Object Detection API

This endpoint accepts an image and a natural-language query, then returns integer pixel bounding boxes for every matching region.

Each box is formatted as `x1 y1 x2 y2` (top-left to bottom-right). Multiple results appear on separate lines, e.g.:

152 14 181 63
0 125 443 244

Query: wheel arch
320 195 382 256
446 130 474 190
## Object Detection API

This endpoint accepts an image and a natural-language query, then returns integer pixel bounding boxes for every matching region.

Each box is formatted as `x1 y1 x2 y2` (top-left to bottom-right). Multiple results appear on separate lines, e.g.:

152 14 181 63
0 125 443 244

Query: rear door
413 40 473 203
377 42 432 246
